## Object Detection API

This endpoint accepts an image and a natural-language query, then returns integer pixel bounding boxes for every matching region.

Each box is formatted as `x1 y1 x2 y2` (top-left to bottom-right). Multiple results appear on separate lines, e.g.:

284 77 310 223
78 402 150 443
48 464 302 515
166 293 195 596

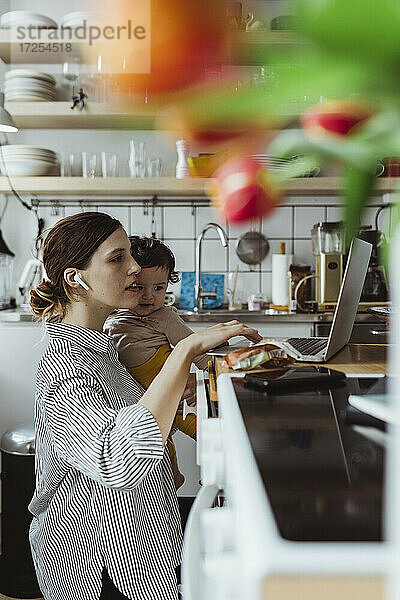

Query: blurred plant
105 0 400 240
207 156 282 223
161 0 400 240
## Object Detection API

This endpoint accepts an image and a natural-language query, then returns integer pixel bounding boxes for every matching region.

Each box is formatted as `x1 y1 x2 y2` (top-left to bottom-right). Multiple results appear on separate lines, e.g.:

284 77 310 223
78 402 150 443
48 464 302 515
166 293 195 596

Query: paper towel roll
272 254 293 306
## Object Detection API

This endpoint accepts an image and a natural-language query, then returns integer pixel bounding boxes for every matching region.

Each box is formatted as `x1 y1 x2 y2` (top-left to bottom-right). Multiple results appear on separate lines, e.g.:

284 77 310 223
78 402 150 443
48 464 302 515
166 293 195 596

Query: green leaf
382 196 400 273
296 0 400 68
269 129 377 172
343 166 376 248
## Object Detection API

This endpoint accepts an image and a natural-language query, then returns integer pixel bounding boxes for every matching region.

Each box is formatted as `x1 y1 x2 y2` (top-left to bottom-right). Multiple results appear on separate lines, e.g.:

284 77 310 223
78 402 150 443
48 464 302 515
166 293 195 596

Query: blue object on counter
179 272 225 310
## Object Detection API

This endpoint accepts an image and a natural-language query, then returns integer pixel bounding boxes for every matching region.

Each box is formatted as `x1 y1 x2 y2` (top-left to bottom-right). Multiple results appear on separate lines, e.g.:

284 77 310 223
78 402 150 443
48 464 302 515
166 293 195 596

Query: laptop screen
325 238 372 360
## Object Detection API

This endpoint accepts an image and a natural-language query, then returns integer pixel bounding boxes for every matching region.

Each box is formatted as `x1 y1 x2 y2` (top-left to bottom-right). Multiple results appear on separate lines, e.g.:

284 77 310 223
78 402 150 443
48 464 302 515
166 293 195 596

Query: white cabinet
0 322 44 435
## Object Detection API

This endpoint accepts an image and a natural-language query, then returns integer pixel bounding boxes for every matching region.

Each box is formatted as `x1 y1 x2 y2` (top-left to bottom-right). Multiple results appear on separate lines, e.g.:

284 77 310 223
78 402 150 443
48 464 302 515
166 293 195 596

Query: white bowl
0 158 58 176
5 93 56 102
1 146 57 157
5 70 56 84
0 12 58 28
5 77 55 87
0 153 58 162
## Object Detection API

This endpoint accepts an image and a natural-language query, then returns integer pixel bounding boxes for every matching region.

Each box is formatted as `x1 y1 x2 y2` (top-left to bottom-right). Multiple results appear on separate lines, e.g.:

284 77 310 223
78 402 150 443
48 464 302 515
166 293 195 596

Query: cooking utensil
236 230 269 265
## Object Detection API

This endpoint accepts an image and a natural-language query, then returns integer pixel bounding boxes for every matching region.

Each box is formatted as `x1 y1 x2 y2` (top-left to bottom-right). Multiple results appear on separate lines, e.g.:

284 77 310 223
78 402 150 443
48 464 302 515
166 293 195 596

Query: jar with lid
247 292 266 311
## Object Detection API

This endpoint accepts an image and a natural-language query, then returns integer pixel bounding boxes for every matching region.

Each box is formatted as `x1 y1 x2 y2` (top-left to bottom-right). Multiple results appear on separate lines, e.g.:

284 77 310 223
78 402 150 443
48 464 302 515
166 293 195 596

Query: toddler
104 236 208 489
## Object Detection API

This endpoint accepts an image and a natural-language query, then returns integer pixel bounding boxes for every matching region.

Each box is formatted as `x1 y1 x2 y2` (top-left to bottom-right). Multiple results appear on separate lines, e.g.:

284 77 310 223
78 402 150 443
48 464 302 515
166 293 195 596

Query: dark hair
129 236 180 284
30 212 122 322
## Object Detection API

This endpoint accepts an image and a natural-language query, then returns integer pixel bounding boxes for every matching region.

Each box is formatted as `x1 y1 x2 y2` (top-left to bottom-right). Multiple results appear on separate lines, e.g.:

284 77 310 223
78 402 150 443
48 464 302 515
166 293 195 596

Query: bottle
176 139 190 179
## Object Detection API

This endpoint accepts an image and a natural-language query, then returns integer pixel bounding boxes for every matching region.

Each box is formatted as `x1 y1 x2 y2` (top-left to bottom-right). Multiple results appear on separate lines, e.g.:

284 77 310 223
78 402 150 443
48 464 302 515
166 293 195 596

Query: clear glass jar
0 252 14 309
247 292 266 311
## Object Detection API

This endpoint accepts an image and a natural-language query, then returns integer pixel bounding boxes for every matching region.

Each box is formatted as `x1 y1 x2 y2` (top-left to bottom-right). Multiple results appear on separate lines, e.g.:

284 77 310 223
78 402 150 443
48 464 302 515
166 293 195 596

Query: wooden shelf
0 177 397 198
5 102 162 130
0 177 208 196
4 101 302 129
4 101 304 129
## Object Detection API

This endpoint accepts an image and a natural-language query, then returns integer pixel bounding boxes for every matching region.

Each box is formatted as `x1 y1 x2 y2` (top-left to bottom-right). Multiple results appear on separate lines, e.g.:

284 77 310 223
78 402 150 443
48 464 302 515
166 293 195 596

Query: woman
29 212 261 600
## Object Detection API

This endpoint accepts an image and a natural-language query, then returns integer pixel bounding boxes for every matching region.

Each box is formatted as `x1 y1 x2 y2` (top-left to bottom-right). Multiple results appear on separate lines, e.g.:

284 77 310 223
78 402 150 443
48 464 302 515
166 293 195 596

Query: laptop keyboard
287 338 328 356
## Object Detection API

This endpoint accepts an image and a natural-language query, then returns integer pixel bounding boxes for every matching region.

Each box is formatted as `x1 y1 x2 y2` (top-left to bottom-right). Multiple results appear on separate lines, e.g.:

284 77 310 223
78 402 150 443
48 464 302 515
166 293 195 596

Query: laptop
262 237 372 362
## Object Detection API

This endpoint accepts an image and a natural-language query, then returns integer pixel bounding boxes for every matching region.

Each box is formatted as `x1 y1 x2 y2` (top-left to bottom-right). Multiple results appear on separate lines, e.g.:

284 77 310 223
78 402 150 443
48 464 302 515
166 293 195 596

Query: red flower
207 157 282 224
301 100 372 138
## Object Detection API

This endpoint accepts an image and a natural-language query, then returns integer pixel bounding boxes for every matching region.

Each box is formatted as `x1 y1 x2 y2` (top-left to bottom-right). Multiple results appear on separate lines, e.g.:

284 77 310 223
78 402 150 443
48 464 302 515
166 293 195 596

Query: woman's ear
64 268 86 290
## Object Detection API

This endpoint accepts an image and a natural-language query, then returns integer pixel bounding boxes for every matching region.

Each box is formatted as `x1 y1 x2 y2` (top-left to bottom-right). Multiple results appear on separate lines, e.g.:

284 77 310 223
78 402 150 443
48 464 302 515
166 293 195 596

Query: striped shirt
28 322 182 600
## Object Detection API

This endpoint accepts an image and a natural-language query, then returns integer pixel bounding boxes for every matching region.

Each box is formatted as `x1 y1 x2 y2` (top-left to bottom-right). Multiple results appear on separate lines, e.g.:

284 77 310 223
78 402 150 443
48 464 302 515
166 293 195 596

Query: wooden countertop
296 343 388 375
213 344 388 382
210 344 388 401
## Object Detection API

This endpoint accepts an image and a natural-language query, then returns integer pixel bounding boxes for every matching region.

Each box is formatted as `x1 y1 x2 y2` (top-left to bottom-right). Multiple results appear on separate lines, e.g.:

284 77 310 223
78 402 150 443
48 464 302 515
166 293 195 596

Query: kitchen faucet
194 222 228 312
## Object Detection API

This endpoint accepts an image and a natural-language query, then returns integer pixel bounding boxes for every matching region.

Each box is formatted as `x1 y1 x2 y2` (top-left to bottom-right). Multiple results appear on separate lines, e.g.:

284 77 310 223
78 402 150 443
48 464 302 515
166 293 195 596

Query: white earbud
74 272 89 291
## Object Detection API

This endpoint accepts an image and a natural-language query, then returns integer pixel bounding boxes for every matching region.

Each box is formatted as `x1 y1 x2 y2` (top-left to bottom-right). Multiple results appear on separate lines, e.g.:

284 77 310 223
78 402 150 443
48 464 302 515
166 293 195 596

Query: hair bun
30 279 65 322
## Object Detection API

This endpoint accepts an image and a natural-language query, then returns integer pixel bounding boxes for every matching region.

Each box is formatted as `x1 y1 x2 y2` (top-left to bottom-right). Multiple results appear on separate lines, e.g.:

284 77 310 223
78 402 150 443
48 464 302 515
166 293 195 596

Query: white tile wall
294 206 325 238
130 205 163 238
99 207 131 234
261 207 292 238
164 206 195 239
294 239 314 267
238 272 262 299
26 197 397 304
196 206 227 238
167 240 195 273
261 273 272 300
199 239 229 272
228 219 262 240
326 206 345 223
64 204 98 217
39 205 66 232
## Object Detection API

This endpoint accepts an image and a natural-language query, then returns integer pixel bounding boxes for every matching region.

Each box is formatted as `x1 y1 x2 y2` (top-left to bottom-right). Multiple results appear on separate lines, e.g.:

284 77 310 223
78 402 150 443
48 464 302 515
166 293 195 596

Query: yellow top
128 344 172 389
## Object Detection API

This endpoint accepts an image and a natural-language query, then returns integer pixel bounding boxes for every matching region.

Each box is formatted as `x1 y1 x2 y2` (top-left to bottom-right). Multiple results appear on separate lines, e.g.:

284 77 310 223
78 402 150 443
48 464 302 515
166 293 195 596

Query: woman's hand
179 320 262 361
141 322 261 444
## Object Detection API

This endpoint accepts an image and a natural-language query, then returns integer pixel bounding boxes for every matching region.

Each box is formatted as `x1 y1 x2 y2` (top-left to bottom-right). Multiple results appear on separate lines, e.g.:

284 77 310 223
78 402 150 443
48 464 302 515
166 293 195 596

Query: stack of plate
0 11 57 29
248 154 320 178
61 12 101 28
5 69 56 102
0 145 59 176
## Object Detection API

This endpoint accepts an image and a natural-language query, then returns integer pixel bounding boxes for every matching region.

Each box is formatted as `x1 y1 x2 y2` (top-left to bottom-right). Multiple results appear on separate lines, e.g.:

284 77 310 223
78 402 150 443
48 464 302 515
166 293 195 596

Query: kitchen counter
188 344 389 599
0 307 384 324
296 343 388 374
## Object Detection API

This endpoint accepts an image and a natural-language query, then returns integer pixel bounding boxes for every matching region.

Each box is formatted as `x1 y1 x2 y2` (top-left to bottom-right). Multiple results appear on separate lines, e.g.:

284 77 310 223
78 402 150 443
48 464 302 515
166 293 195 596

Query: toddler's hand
176 373 196 415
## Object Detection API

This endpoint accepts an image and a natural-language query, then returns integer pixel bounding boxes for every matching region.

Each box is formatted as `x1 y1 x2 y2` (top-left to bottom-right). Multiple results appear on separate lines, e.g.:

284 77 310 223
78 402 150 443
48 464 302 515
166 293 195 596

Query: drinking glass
62 58 80 98
87 153 100 178
136 142 147 177
128 140 136 177
148 157 162 177
226 270 243 310
58 152 69 176
68 152 82 177
101 152 119 177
